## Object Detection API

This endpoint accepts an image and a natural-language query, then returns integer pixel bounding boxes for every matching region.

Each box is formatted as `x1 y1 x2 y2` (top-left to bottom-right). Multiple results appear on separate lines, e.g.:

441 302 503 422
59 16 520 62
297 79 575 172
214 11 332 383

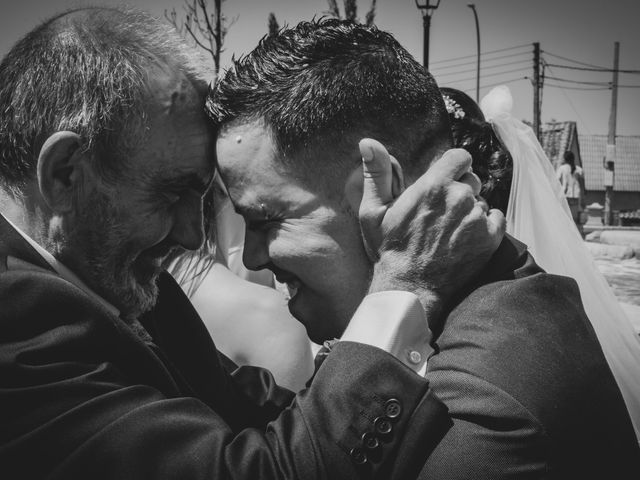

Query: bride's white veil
481 86 640 441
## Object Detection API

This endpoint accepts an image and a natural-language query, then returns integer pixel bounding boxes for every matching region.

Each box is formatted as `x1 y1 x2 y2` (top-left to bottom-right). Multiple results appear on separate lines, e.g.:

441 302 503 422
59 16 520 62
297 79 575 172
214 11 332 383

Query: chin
95 264 161 319
289 295 348 344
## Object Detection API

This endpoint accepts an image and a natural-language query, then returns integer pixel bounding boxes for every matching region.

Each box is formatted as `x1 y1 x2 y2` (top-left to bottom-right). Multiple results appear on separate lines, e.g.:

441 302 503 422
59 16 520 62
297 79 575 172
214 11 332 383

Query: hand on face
358 139 506 318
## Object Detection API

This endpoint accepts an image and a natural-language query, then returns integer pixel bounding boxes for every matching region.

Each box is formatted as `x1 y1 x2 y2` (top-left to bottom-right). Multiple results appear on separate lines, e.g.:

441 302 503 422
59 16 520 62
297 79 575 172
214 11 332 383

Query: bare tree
327 0 340 18
344 0 357 21
268 12 280 36
326 0 376 26
364 0 377 26
165 0 236 74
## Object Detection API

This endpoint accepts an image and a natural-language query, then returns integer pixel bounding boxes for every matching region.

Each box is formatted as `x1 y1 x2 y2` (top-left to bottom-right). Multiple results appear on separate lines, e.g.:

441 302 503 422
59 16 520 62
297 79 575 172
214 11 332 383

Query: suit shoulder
448 272 587 339
430 272 618 425
0 267 124 346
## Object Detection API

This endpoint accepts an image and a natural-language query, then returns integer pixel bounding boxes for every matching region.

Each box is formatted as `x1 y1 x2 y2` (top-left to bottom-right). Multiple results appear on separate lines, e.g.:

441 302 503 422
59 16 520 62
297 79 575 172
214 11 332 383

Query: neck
0 186 53 250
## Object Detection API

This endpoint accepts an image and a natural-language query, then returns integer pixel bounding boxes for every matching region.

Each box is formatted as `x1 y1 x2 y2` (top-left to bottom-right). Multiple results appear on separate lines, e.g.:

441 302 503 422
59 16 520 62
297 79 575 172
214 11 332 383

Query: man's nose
242 226 270 271
170 193 206 251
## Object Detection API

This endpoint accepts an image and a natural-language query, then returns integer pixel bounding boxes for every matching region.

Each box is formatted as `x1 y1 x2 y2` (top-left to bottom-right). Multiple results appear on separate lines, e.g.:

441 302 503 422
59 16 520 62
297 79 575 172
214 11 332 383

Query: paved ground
595 257 640 306
593 255 640 334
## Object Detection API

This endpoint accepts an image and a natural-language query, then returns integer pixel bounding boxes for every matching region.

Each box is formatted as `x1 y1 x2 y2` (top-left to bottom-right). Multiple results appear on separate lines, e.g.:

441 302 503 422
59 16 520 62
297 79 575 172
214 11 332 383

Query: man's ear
343 155 405 213
37 131 91 213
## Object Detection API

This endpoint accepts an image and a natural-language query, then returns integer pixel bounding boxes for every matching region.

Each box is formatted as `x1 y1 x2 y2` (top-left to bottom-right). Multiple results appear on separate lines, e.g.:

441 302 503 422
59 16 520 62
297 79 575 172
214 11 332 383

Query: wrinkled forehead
145 59 208 114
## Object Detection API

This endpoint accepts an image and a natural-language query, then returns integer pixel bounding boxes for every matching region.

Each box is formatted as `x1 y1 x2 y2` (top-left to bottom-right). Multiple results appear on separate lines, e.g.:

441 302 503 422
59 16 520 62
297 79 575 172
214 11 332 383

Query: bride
442 85 640 442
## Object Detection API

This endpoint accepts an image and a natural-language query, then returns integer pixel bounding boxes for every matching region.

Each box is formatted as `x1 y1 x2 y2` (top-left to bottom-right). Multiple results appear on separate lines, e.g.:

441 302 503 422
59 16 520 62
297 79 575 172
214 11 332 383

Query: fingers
398 149 474 210
358 138 395 261
458 171 482 197
486 208 507 248
476 196 489 213
427 148 473 183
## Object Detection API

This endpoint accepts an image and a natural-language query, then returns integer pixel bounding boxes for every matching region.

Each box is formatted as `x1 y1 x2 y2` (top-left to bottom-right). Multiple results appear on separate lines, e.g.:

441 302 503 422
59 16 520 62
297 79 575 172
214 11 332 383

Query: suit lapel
140 272 238 412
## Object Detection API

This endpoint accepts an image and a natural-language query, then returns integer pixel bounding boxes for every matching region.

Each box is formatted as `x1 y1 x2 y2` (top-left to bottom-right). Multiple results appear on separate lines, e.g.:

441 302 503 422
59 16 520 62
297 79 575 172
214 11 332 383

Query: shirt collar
1 213 120 317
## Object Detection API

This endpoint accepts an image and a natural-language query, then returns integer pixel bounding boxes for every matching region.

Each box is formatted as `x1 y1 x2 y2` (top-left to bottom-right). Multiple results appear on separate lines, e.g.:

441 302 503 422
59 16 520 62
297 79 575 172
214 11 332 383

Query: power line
544 75 610 86
432 59 530 78
544 83 610 91
442 77 526 90
541 50 608 69
545 65 593 134
480 77 527 90
432 51 531 71
434 67 530 84
543 62 640 74
430 43 530 66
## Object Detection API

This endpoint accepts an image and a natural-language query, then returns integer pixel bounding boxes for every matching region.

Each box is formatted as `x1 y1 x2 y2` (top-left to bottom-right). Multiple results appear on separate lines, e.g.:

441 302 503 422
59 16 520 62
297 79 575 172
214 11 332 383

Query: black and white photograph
1 0 639 478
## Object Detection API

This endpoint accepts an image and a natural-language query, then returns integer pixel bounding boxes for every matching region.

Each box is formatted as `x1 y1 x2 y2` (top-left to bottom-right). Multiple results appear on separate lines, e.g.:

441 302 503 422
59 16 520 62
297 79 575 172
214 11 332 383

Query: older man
209 19 640 478
0 8 505 479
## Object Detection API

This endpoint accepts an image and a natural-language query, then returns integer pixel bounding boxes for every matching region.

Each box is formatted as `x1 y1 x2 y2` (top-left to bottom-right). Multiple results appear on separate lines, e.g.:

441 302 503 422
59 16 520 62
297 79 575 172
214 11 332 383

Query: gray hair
0 6 213 194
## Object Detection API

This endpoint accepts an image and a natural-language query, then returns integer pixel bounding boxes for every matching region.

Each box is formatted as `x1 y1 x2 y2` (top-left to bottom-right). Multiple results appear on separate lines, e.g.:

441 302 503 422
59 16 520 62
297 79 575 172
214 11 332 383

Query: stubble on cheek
59 188 161 318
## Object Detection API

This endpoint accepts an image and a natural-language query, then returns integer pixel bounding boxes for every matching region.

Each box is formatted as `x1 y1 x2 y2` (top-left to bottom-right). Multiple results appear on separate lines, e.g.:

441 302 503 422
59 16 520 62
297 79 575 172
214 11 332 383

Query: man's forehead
216 122 277 185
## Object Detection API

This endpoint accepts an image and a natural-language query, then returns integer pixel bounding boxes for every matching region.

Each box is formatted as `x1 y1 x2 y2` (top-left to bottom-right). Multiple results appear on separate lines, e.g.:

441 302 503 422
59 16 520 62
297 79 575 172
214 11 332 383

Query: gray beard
49 190 160 319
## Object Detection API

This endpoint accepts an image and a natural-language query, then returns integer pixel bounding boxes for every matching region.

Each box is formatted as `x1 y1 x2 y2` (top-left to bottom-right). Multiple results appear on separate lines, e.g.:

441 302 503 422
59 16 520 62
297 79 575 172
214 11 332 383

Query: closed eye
162 188 204 207
246 217 283 232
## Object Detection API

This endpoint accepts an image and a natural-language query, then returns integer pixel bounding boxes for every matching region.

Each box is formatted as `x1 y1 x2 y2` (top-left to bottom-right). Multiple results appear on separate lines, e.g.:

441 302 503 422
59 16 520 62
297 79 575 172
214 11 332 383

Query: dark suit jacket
0 215 451 480
420 236 640 479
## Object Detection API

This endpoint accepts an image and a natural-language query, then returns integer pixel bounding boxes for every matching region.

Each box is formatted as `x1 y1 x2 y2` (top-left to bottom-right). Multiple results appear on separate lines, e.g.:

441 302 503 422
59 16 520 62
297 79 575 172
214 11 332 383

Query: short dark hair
0 7 211 195
207 18 451 190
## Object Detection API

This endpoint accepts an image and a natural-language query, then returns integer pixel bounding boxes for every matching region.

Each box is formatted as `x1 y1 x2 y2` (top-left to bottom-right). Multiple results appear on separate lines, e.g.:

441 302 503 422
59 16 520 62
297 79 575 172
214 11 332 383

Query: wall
585 190 640 213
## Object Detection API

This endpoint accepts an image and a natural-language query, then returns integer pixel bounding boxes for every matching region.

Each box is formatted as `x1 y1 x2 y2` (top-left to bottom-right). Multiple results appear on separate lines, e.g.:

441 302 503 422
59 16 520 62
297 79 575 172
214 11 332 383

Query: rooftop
540 121 580 168
579 134 640 192
539 121 640 192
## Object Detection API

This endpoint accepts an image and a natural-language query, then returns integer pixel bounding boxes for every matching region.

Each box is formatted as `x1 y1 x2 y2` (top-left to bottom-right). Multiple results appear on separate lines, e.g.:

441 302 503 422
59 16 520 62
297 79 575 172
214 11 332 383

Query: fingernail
361 144 374 163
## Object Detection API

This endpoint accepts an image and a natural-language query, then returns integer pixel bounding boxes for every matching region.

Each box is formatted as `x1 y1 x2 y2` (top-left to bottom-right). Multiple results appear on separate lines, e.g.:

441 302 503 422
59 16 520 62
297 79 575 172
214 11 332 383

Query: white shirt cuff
341 291 433 374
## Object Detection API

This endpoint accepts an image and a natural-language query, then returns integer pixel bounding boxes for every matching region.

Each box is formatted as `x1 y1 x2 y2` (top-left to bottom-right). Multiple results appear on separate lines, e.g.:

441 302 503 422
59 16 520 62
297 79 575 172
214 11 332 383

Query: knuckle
448 185 475 209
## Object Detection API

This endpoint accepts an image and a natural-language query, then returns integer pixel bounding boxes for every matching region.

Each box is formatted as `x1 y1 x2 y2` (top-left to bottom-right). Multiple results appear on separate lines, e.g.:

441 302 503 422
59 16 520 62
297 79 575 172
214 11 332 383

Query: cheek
143 212 174 242
272 219 368 276
121 208 174 252
272 223 343 259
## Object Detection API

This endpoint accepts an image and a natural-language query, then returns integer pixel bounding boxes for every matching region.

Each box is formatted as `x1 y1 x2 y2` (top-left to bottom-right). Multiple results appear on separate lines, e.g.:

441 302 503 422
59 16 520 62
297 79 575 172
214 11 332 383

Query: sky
1 0 639 136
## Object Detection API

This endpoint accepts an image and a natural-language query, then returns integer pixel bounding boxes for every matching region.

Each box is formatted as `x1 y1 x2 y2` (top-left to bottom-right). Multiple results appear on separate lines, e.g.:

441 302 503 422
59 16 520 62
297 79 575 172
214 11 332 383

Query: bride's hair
441 87 513 214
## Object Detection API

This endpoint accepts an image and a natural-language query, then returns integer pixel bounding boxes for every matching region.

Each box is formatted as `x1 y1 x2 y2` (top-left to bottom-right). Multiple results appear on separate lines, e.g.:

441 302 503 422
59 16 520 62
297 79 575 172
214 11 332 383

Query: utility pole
468 4 480 102
604 41 620 226
533 42 541 139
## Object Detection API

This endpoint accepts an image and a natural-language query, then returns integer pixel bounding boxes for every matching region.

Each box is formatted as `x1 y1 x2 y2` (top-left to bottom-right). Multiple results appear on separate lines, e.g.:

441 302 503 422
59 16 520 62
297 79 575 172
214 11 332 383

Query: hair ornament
443 94 466 120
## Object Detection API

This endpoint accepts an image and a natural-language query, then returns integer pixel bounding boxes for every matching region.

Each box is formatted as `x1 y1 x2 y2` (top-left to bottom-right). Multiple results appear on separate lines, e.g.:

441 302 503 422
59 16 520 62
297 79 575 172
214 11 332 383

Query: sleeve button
408 350 422 364
349 447 368 465
384 398 402 419
361 432 380 450
374 416 393 435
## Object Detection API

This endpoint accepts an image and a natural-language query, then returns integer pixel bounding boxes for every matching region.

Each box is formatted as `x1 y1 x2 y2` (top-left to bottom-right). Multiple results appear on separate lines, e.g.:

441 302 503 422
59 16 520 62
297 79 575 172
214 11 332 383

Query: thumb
358 138 394 261
359 138 394 208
